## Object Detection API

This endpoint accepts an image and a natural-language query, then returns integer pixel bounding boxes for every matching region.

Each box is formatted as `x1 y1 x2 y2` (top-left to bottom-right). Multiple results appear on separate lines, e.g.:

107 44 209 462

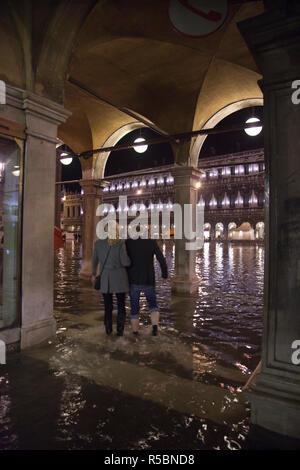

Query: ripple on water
47 240 264 449
54 241 263 373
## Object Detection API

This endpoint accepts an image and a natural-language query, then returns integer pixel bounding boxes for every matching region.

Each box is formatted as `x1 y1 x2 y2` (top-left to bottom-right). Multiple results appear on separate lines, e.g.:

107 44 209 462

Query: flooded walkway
0 241 270 450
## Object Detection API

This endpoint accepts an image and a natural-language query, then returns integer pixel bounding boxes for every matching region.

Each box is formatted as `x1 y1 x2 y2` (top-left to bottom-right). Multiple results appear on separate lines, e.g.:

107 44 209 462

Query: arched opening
94 123 146 180
204 223 211 241
93 123 174 179
190 98 264 166
215 222 224 240
228 222 237 240
199 105 264 160
103 128 174 177
255 221 265 240
56 143 82 239
230 222 255 241
57 143 82 192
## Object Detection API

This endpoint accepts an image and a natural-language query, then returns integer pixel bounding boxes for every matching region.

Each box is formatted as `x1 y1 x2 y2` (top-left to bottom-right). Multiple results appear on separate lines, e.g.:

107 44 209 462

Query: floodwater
0 241 269 450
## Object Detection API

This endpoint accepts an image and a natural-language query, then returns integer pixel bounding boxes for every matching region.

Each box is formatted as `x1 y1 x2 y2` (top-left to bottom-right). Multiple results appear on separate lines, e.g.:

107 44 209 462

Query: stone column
223 223 228 241
21 92 70 349
171 166 204 294
239 5 300 439
210 223 216 241
79 172 104 277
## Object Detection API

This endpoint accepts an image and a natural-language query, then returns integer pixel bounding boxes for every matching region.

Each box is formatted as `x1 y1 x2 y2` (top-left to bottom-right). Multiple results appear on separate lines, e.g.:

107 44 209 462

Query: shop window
0 137 22 329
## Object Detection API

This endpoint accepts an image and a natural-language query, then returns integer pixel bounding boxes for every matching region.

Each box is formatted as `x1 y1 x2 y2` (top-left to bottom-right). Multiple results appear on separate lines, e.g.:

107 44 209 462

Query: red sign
169 0 228 37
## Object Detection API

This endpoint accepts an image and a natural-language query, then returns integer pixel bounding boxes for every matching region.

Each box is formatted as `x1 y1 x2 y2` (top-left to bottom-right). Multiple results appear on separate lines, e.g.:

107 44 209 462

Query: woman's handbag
94 246 111 290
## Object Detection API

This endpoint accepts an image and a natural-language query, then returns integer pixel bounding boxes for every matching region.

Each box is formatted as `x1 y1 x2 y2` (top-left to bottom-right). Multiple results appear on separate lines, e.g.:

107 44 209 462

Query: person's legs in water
102 293 113 335
129 284 141 335
116 292 126 336
144 285 159 336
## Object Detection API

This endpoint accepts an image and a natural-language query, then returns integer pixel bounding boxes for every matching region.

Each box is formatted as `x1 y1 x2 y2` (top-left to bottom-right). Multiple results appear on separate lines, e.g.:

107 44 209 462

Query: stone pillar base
79 259 92 279
247 389 300 440
0 328 20 346
21 318 56 349
171 276 199 295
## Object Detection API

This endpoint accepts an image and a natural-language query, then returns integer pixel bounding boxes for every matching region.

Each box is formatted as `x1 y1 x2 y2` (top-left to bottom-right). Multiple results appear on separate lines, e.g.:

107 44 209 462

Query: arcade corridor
1 241 268 450
0 0 300 448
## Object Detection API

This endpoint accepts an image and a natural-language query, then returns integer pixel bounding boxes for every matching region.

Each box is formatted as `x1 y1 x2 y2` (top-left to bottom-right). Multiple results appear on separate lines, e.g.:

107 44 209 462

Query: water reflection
54 240 263 380
0 241 264 450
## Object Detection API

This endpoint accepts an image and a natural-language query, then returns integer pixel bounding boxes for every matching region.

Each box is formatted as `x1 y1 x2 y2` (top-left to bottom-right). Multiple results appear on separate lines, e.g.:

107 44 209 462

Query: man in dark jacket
125 237 168 336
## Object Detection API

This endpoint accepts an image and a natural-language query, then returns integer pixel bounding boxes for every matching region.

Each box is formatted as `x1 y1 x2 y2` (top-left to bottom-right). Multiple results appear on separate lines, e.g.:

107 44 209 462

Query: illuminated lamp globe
60 152 73 165
244 117 262 136
133 137 148 153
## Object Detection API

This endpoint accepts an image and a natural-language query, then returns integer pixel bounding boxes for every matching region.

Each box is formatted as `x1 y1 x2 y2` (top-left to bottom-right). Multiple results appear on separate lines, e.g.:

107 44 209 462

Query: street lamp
133 137 148 153
244 117 262 136
60 152 73 165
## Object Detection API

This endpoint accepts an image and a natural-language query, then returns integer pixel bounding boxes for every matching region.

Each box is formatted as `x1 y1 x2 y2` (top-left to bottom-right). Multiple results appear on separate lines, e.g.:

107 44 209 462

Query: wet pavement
2 240 297 450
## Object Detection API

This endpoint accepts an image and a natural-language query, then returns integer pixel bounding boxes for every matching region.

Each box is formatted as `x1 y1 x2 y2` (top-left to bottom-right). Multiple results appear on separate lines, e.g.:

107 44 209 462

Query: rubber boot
151 311 159 336
104 311 112 335
130 318 139 335
117 315 125 336
116 295 126 336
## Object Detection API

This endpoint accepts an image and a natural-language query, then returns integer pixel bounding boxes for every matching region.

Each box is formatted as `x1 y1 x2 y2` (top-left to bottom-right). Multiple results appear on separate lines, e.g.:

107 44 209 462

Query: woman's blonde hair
107 220 119 245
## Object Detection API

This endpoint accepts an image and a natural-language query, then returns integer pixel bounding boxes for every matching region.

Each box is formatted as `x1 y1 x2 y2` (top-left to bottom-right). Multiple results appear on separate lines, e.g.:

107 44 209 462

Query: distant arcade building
60 189 83 237
98 148 265 241
199 148 265 240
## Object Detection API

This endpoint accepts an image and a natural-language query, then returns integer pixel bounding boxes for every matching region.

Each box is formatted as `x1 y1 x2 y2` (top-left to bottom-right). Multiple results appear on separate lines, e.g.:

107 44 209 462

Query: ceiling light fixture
244 117 262 136
133 137 148 153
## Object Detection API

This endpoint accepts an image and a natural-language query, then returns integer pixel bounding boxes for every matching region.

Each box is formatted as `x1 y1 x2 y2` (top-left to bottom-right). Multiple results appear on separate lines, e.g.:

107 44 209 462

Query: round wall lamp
244 117 262 136
60 152 73 165
133 137 148 153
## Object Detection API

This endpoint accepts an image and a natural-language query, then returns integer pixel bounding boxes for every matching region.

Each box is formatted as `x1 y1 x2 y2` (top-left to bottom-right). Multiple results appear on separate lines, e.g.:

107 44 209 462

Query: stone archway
190 98 263 167
93 122 148 180
204 223 211 241
215 222 224 240
255 221 265 240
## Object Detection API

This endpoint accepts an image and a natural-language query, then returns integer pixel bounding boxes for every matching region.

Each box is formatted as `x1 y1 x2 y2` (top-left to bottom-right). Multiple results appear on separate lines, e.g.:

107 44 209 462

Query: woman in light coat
91 222 131 336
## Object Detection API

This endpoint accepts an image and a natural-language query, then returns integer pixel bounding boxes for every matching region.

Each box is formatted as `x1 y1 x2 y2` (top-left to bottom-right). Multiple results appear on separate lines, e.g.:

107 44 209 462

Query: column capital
23 90 71 144
79 178 106 196
22 91 71 126
171 165 204 189
0 85 71 142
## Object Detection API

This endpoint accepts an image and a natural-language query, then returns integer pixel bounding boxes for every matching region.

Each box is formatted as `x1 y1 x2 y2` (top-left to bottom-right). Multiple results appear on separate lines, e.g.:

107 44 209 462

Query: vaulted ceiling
61 0 264 165
0 0 265 168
